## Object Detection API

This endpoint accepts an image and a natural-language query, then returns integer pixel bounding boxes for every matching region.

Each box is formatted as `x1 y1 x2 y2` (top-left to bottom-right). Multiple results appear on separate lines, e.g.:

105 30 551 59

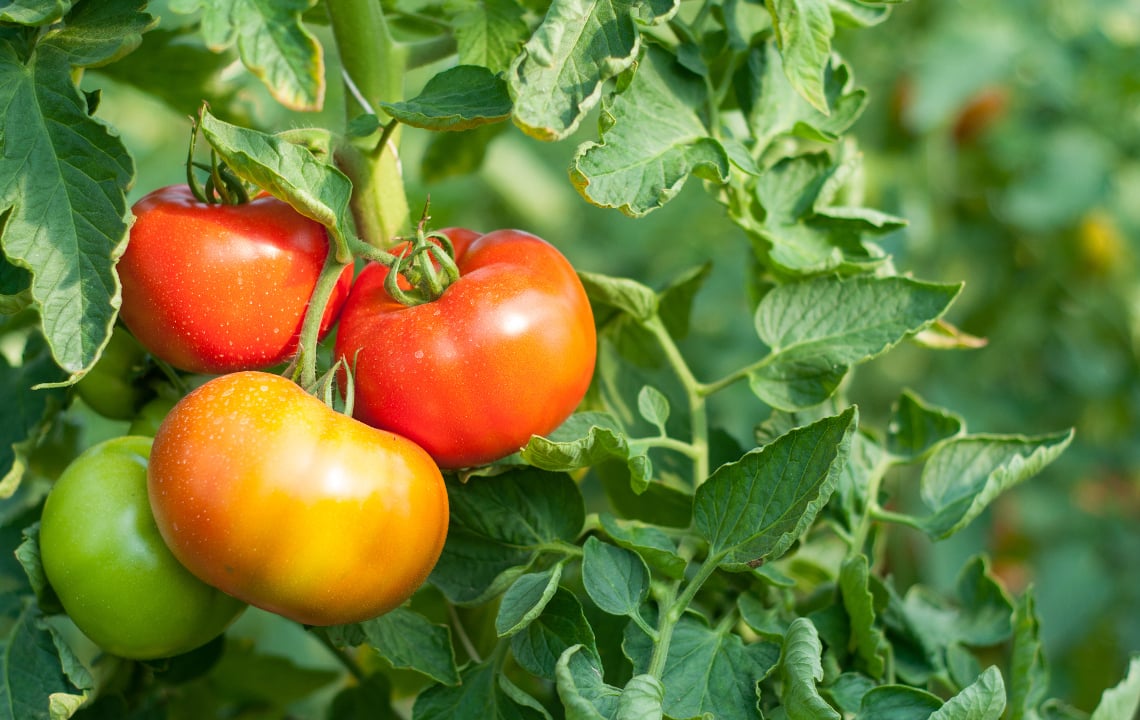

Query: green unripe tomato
128 395 179 437
39 436 246 659
75 328 151 420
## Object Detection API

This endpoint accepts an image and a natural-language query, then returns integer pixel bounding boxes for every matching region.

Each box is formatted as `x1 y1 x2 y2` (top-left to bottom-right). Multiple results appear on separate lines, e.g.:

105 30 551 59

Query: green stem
868 505 926 532
448 604 483 663
848 455 895 555
326 0 411 246
629 435 702 460
646 317 710 484
406 34 458 69
647 558 719 679
296 249 353 389
314 631 366 682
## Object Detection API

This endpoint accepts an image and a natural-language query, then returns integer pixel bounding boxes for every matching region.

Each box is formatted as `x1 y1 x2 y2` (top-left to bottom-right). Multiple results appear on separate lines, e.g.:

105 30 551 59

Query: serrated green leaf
695 408 856 569
929 666 1006 720
520 412 653 493
355 608 460 686
739 593 790 640
615 675 664 720
597 514 685 579
174 0 324 111
916 430 1074 539
41 0 155 68
1009 589 1049 720
0 0 72 25
572 45 728 217
750 275 961 410
578 271 659 321
824 672 876 715
413 659 552 720
741 39 866 149
855 684 943 719
555 645 620 720
1090 655 1140 720
887 389 966 462
508 0 639 140
198 108 354 257
496 563 563 637
840 555 886 678
0 42 133 376
623 612 779 718
0 600 91 720
380 65 511 131
901 556 1014 657
766 0 834 113
0 335 67 498
511 588 598 680
779 617 841 720
430 470 584 605
581 537 650 618
328 672 398 720
450 0 529 72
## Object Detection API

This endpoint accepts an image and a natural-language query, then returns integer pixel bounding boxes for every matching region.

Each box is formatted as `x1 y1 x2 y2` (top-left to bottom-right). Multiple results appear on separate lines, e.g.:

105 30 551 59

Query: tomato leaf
380 65 512 131
355 608 460 686
430 469 585 605
614 675 665 719
830 0 891 29
413 660 552 720
14 524 62 615
511 588 598 680
508 0 640 141
854 684 943 719
171 0 324 111
825 430 885 535
0 40 133 375
694 408 856 570
766 0 835 114
1008 589 1049 720
623 612 780 718
839 555 887 679
571 45 729 217
555 645 620 719
0 0 73 25
886 389 966 462
597 460 692 528
914 430 1074 539
577 271 659 322
738 40 867 150
328 672 399 720
450 0 529 73
749 275 961 410
581 537 650 618
0 600 92 719
738 593 791 641
636 386 670 434
495 562 564 637
520 412 653 494
0 335 68 498
41 0 155 68
775 617 841 720
597 514 685 580
929 666 1006 720
198 108 356 258
1089 656 1140 720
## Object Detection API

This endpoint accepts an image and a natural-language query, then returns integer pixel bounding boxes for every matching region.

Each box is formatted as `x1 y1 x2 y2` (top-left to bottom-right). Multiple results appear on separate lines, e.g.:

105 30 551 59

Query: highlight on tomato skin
117 184 354 375
146 371 450 627
39 436 247 660
334 227 597 470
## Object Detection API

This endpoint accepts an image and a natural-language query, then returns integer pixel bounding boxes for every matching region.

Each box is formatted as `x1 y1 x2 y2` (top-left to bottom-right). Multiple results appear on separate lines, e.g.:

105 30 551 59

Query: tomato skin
75 326 150 420
39 436 246 659
334 228 596 469
147 371 449 626
118 185 353 375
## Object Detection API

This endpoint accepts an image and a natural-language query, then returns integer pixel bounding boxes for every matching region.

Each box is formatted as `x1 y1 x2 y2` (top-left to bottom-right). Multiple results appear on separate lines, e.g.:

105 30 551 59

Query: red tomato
147 371 448 626
118 185 353 374
334 228 596 469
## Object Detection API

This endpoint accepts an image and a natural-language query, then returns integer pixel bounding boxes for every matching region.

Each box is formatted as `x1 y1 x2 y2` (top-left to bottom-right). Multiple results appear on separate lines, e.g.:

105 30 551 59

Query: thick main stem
297 251 352 389
326 0 411 246
646 317 710 484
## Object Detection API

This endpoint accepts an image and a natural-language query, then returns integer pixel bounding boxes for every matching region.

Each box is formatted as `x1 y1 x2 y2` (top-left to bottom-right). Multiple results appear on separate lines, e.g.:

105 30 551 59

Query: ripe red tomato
147 371 448 626
334 228 596 469
118 185 353 374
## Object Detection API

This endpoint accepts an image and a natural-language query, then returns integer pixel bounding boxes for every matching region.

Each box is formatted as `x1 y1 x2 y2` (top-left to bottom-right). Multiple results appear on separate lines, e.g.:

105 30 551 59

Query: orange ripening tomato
118 185 353 374
335 228 597 469
147 371 448 626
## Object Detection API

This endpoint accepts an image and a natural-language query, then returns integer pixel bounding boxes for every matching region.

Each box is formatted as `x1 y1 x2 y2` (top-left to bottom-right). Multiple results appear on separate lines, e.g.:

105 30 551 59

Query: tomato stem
296 249 352 389
313 631 367 682
646 317 710 485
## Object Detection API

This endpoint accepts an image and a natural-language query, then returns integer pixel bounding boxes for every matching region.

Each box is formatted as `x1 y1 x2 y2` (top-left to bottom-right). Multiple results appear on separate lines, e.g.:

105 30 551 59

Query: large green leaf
0 0 73 25
929 667 1006 720
508 0 639 140
765 0 834 113
352 609 460 686
172 0 324 111
777 617 841 720
694 407 856 570
380 65 512 131
413 659 553 720
0 600 91 720
41 0 154 68
450 0 529 73
571 45 729 217
0 42 132 375
511 589 598 680
555 645 619 720
1089 655 1140 720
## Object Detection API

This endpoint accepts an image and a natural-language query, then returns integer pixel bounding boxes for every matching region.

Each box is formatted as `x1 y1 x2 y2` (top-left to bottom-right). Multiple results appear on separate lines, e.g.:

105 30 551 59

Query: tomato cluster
41 184 596 658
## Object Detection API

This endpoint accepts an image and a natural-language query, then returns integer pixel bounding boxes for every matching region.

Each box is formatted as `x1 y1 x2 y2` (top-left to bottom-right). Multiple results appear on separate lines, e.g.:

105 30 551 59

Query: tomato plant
336 227 596 469
39 436 246 660
74 326 150 420
147 371 449 626
117 184 354 375
1 0 1138 718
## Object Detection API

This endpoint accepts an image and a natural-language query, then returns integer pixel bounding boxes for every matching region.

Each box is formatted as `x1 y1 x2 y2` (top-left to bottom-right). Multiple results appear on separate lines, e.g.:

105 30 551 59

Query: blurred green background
75 0 1138 712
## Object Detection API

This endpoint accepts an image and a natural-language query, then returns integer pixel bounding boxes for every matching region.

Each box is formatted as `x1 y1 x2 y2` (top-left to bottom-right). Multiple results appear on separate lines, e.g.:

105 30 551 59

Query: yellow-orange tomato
147 371 448 626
